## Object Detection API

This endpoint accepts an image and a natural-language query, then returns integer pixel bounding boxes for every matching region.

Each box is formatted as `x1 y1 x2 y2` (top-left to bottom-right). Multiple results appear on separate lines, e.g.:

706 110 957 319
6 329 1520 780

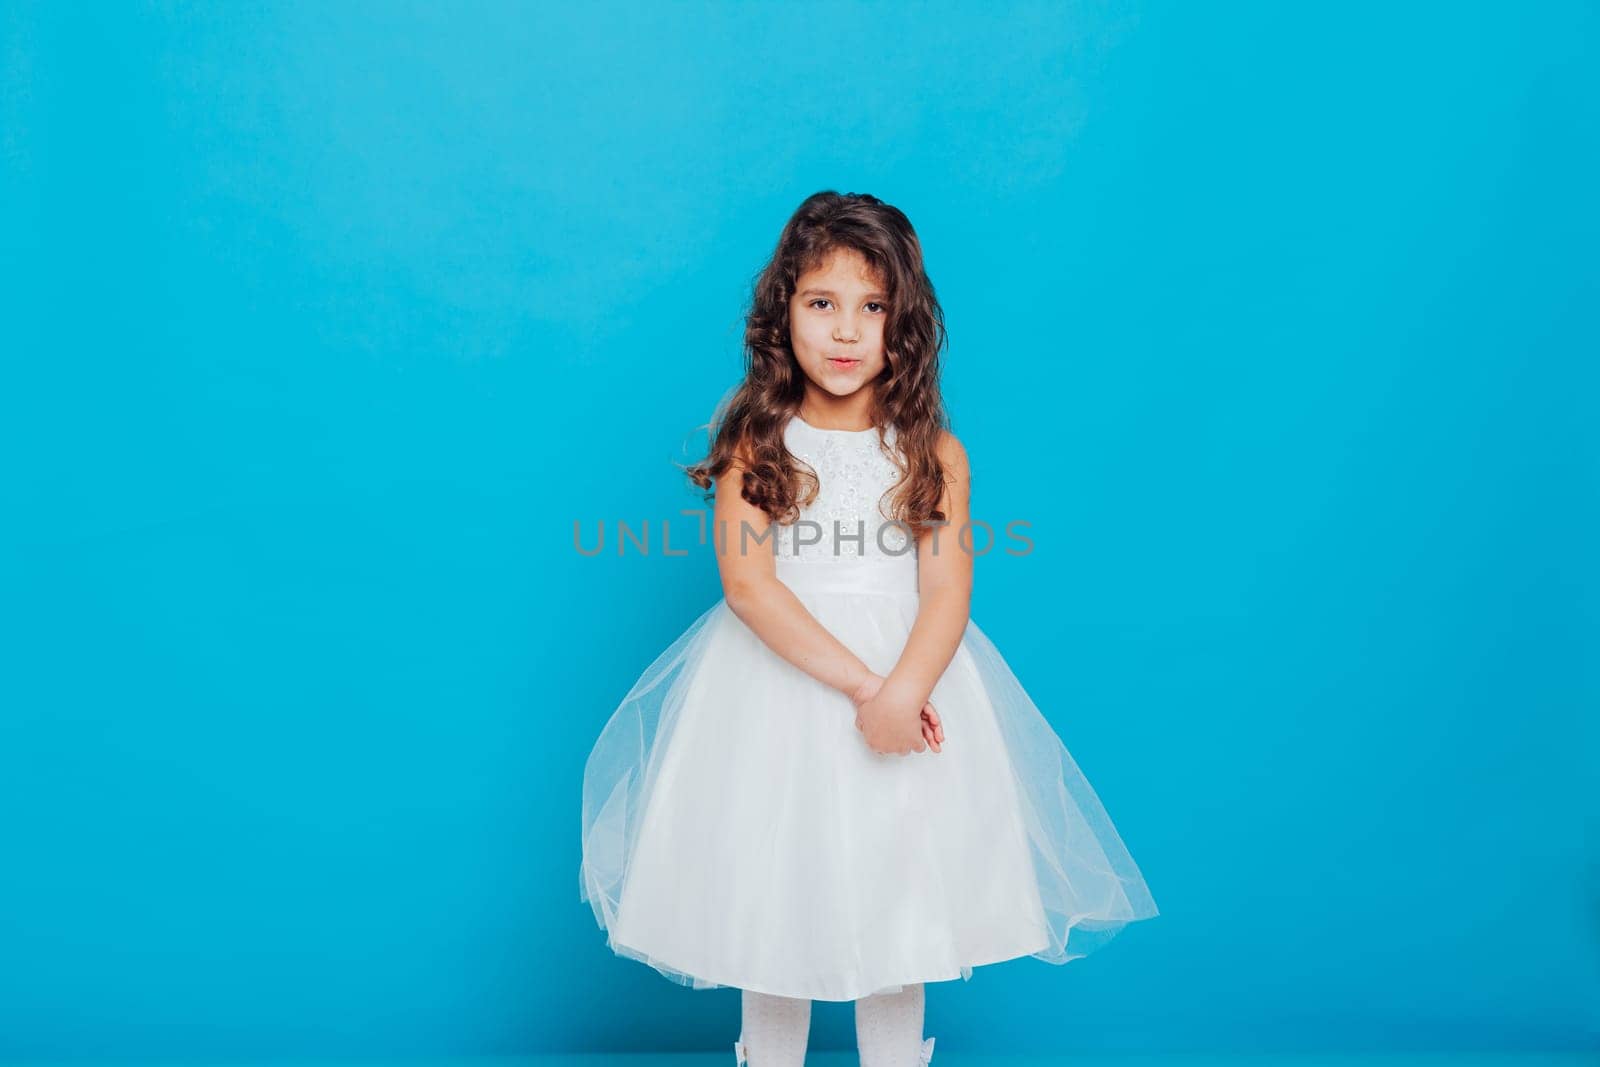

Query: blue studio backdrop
1 0 1594 1059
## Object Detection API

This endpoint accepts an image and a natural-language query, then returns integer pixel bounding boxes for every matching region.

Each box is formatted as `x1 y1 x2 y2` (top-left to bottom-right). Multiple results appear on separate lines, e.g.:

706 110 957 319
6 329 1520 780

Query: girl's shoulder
935 428 969 477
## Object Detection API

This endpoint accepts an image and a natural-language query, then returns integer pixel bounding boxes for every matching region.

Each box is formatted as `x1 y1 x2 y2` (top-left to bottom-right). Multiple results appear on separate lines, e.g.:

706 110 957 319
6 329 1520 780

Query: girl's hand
851 673 944 755
854 676 942 752
851 673 942 752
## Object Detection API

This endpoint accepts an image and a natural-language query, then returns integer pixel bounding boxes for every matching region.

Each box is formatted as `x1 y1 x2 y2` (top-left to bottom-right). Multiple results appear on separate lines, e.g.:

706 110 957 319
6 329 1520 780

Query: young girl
579 191 1158 1066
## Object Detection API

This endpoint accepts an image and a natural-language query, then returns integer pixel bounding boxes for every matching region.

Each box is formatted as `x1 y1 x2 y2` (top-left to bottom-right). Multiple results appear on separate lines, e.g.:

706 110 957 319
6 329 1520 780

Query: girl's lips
828 357 861 368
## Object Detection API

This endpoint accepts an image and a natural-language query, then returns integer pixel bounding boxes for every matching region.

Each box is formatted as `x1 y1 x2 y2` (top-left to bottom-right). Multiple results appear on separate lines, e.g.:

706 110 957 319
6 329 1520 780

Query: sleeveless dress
578 413 1158 1003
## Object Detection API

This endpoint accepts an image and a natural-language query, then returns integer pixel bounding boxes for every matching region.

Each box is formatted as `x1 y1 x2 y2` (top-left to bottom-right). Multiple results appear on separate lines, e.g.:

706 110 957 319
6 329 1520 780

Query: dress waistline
774 555 919 596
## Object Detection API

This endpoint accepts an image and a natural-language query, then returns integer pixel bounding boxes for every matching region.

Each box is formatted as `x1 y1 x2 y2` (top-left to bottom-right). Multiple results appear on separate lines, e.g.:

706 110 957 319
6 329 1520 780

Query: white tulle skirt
579 557 1158 1002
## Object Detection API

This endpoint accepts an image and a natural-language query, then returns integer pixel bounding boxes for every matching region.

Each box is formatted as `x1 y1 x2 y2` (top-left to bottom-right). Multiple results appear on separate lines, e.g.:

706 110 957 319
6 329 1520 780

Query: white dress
579 413 1158 1002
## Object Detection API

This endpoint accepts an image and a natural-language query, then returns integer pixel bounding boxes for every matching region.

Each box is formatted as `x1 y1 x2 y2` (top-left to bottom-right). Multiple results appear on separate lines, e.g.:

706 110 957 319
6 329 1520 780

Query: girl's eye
809 299 888 313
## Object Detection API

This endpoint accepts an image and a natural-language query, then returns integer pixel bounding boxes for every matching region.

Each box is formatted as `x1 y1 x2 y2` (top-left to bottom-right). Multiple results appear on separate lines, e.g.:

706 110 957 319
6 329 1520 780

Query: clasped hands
849 673 945 756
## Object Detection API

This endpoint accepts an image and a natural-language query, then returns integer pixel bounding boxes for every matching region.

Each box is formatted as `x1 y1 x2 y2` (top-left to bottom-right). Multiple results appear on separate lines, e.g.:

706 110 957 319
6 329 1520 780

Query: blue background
2 0 1594 1059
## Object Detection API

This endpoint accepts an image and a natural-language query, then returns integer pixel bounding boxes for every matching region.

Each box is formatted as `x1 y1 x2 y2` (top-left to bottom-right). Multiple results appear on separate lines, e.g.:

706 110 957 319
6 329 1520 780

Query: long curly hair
682 191 951 531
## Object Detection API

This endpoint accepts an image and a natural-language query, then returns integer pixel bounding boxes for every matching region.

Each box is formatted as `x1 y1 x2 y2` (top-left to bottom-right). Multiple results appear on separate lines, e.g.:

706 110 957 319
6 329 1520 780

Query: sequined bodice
774 415 914 566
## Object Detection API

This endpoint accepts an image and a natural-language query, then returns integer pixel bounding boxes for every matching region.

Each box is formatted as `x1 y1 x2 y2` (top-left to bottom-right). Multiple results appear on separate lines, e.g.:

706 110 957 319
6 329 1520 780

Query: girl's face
788 247 889 403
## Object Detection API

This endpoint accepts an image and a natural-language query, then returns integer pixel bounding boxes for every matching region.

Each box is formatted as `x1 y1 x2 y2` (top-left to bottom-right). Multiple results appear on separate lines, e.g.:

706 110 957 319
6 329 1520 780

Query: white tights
733 984 935 1067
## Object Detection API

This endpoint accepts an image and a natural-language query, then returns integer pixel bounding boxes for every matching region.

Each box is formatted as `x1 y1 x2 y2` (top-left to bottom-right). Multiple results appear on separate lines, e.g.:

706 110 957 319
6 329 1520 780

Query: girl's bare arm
881 431 973 708
713 437 875 698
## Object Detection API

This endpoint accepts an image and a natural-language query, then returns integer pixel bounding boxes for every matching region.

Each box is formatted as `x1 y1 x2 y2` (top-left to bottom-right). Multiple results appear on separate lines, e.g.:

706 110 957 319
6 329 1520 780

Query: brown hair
681 191 951 530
